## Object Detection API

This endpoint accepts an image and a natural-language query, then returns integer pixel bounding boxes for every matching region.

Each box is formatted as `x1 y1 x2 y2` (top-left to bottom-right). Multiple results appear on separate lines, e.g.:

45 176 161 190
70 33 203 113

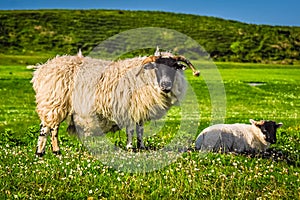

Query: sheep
195 119 283 153
31 49 200 156
72 50 200 149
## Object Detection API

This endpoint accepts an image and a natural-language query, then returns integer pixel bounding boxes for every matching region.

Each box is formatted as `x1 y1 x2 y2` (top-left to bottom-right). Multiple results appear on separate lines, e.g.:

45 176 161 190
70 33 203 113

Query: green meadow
0 60 299 199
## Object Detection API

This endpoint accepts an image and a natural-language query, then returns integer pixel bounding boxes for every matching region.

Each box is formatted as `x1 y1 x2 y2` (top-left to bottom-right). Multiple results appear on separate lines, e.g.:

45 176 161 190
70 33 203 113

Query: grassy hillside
1 9 300 64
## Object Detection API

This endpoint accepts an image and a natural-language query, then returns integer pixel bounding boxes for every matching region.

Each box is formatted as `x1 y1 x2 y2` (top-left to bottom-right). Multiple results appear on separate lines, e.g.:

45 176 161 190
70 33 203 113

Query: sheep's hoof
53 150 61 155
35 153 45 157
137 145 145 150
35 150 45 157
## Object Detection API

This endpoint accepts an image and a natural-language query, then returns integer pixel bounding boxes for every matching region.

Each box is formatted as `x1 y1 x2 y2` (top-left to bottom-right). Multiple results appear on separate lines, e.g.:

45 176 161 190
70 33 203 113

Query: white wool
72 56 187 130
72 57 111 116
195 123 269 153
31 54 84 127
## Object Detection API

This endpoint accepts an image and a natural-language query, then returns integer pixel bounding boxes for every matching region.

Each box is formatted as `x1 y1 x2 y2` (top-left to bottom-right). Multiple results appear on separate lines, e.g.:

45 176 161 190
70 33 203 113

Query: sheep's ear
249 119 256 125
77 49 83 58
250 119 264 126
154 46 161 56
276 122 283 128
143 62 156 70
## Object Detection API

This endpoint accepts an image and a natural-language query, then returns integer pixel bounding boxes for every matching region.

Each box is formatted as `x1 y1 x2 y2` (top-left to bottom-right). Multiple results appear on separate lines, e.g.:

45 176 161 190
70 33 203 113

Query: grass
0 61 300 199
0 54 53 66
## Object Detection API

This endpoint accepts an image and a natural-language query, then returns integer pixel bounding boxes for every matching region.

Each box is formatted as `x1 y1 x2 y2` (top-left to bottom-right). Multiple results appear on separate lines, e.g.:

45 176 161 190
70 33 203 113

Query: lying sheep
32 49 199 156
195 119 283 153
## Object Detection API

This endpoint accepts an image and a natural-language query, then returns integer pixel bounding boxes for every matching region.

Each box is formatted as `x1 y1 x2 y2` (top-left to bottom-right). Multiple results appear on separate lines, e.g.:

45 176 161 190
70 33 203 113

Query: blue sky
0 0 299 26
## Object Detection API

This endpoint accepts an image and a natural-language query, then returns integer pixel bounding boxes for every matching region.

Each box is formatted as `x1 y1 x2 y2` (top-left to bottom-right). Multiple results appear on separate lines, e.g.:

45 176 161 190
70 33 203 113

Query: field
0 61 299 199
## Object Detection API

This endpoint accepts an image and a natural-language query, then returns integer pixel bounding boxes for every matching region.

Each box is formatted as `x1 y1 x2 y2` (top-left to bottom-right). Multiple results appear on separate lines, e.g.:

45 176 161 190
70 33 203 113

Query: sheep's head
250 119 283 144
140 55 199 93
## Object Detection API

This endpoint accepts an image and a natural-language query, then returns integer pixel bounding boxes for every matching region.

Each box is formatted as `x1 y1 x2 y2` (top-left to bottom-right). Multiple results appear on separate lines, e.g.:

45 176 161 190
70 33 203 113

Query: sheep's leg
136 123 145 149
50 125 61 155
67 114 76 135
36 124 51 157
126 126 134 149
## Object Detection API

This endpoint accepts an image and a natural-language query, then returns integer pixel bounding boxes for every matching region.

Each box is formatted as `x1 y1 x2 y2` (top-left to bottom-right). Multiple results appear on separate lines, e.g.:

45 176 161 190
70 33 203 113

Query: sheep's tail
26 65 38 70
77 49 83 58
27 50 84 70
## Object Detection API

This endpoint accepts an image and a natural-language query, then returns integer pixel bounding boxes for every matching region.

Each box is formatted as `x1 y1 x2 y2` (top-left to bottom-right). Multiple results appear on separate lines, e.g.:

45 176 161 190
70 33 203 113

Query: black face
258 121 281 144
143 58 185 93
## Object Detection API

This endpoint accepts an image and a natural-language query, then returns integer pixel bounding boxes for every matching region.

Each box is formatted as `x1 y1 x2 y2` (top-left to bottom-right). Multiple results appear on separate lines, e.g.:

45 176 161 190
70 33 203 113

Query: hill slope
1 9 300 64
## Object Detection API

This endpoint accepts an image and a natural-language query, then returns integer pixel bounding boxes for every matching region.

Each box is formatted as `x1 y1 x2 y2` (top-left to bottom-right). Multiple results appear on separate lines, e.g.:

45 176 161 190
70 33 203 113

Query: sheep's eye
261 128 268 134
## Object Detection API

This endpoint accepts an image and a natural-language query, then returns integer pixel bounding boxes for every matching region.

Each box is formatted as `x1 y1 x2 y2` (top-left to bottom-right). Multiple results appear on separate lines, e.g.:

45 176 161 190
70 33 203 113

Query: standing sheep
73 52 200 148
32 49 199 156
195 119 283 153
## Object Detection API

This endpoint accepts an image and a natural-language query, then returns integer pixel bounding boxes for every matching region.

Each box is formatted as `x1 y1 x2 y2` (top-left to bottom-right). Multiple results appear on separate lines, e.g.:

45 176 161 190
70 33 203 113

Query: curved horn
174 55 200 77
136 56 160 77
142 56 159 65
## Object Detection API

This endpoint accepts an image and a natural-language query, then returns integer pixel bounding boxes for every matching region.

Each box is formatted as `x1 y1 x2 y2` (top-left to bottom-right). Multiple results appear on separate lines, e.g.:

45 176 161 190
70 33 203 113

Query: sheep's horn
174 55 200 77
142 56 159 65
136 56 159 77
